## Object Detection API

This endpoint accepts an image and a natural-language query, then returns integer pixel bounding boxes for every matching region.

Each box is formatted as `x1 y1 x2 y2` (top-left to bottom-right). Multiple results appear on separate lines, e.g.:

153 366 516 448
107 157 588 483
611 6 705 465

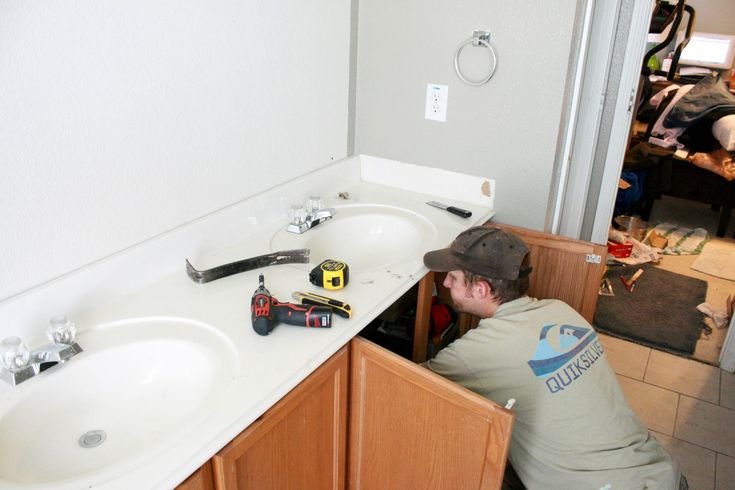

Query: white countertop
0 155 494 489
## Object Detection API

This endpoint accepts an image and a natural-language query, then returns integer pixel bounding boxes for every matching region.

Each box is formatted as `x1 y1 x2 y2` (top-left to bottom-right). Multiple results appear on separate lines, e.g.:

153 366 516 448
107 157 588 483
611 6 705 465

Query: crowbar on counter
186 249 310 284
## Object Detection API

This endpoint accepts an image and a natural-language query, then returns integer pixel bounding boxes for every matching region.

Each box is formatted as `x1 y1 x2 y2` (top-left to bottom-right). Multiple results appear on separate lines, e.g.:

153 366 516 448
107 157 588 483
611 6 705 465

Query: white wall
354 0 578 230
0 0 351 301
687 0 735 71
687 0 735 37
656 0 735 72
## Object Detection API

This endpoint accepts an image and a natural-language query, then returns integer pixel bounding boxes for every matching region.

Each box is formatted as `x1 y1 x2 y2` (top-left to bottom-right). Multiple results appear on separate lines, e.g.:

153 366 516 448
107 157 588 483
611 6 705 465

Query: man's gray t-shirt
424 297 679 490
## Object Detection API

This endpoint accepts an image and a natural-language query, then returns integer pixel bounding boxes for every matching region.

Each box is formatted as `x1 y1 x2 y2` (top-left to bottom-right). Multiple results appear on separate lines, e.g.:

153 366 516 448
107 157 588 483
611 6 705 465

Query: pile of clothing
645 73 735 180
615 74 735 219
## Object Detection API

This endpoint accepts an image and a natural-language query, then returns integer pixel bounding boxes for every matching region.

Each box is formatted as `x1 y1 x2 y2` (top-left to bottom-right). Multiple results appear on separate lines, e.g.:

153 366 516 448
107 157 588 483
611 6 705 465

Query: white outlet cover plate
425 83 448 122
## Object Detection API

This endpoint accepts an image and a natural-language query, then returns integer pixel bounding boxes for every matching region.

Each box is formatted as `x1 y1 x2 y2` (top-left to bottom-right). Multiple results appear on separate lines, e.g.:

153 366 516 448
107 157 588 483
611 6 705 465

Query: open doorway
616 0 735 238
600 0 735 366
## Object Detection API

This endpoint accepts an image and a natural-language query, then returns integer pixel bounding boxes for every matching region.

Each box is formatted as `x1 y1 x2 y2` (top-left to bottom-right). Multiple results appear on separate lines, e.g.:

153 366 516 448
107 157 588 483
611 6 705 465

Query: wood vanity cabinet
177 338 513 490
177 222 601 489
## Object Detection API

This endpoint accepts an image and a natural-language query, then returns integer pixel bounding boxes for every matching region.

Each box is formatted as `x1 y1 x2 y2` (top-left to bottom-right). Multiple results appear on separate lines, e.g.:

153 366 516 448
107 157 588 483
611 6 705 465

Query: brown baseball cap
423 226 531 280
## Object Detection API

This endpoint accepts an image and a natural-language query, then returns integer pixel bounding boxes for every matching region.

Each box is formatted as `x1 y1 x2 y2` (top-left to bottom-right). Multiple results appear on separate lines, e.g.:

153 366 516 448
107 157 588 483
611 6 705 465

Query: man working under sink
422 227 686 490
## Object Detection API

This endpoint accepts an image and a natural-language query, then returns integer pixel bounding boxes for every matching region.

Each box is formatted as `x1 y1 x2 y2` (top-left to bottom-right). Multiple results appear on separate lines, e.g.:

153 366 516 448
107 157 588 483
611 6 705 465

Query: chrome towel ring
454 30 497 86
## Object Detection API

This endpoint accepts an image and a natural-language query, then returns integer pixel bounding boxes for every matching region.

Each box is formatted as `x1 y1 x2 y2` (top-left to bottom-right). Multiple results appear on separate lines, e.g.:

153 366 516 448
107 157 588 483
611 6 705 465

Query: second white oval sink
0 317 239 487
270 205 437 272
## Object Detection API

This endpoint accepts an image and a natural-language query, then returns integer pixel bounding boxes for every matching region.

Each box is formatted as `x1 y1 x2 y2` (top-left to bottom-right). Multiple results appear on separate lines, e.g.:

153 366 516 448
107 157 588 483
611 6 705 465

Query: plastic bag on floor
697 302 730 329
647 223 709 255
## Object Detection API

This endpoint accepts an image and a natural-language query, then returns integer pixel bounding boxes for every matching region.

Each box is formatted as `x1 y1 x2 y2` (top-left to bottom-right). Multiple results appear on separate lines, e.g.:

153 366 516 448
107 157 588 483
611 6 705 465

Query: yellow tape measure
309 259 349 290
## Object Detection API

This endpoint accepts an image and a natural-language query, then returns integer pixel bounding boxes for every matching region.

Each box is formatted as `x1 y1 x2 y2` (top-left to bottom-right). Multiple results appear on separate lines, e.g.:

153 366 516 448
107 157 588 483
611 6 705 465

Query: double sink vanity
0 155 512 489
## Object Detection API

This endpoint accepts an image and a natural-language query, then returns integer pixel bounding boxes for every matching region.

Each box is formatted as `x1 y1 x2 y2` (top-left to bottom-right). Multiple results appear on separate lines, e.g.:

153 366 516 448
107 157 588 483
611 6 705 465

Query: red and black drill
251 274 332 336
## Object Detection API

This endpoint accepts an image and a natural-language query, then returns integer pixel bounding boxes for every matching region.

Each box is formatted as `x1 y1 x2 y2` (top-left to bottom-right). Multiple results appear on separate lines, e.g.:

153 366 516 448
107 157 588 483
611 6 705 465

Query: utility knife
426 201 472 218
292 291 352 318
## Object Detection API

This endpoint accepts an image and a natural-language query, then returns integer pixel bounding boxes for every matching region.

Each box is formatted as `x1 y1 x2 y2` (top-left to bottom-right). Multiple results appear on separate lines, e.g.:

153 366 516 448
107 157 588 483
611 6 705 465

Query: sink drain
78 430 106 448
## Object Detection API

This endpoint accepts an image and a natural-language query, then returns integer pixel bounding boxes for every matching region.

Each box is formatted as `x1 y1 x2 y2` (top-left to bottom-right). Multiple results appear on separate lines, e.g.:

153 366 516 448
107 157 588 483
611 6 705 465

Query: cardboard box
607 240 633 258
647 230 668 249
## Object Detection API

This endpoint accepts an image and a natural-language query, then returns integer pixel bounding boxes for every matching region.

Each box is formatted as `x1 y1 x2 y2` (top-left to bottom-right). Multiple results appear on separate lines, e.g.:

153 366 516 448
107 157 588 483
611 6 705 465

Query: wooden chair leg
640 196 655 221
717 205 731 238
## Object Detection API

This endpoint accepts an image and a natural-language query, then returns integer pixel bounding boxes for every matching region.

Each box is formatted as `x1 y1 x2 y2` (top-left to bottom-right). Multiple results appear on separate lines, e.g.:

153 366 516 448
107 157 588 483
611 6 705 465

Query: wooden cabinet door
492 222 607 323
349 337 514 490
212 346 349 490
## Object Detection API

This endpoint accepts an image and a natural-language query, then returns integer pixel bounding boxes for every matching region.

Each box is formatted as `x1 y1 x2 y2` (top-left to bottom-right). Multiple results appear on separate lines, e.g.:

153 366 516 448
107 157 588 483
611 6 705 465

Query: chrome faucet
0 316 83 386
287 196 336 234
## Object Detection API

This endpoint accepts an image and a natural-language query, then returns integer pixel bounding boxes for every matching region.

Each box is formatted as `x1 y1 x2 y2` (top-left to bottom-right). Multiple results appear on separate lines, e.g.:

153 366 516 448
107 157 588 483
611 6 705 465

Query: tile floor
646 196 735 365
599 194 735 488
601 333 735 490
602 195 735 489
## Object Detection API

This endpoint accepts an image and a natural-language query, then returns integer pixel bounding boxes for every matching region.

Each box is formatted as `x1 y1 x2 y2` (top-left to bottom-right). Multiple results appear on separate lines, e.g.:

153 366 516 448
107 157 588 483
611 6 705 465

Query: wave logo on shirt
527 324 604 394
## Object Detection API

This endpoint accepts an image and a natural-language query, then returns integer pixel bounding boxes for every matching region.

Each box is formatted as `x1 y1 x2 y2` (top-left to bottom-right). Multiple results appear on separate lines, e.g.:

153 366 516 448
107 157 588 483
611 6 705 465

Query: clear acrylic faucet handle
305 196 322 214
289 205 306 225
47 316 77 345
1 337 31 372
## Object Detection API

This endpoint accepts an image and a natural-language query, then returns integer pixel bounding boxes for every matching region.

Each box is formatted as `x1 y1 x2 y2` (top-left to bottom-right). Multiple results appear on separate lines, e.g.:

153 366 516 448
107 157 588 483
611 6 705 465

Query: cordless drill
251 274 332 336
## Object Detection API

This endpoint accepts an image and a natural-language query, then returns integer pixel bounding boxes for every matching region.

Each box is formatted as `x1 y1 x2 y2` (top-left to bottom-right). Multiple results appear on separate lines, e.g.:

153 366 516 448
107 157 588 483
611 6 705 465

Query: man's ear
473 279 493 300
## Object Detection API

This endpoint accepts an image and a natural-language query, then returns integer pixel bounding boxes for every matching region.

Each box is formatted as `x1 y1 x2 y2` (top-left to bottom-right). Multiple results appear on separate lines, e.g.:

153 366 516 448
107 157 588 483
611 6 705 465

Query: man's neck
476 298 502 319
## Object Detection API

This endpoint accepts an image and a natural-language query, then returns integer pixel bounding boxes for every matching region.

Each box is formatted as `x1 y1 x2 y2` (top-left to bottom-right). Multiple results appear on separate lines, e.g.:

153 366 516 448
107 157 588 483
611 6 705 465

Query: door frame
553 0 654 244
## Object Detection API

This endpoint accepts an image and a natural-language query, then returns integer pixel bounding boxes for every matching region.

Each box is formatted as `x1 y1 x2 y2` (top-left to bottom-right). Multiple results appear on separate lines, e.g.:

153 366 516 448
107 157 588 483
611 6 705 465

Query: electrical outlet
425 83 448 122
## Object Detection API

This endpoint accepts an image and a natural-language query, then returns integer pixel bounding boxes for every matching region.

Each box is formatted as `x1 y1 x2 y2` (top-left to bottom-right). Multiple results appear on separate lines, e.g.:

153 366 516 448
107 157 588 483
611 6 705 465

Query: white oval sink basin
270 204 438 272
0 317 238 487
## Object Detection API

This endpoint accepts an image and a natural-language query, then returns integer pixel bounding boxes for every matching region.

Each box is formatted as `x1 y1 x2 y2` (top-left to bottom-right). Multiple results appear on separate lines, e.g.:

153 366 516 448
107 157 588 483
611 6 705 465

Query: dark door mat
593 263 707 355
